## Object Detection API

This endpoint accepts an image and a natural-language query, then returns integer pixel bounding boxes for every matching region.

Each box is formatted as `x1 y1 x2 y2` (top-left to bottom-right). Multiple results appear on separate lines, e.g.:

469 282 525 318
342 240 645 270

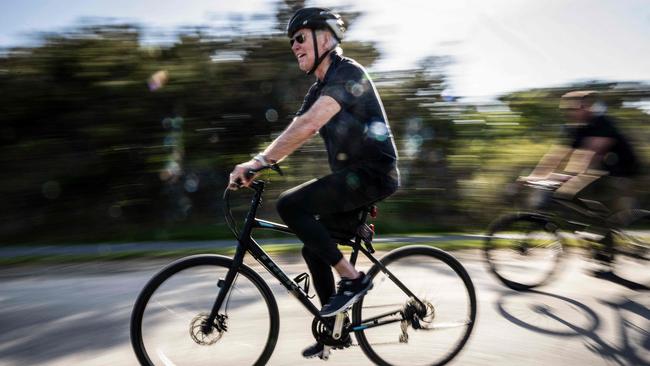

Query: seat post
349 206 374 266
349 238 361 266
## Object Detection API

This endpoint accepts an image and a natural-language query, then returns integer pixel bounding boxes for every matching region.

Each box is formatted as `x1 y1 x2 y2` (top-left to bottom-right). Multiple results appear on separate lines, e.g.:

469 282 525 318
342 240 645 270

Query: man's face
565 108 588 123
290 29 316 72
561 100 590 124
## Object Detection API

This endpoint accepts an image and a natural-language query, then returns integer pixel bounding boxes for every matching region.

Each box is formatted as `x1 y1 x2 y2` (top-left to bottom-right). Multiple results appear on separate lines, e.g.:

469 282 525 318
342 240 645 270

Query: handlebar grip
229 169 261 189
249 164 283 176
229 164 284 190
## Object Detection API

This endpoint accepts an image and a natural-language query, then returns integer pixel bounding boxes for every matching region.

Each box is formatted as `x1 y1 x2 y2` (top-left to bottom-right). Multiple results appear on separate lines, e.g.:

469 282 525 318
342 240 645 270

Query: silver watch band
253 154 271 166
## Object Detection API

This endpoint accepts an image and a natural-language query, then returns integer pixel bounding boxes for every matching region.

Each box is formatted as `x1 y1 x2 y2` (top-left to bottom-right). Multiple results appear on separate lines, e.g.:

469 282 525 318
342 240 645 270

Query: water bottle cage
294 272 315 299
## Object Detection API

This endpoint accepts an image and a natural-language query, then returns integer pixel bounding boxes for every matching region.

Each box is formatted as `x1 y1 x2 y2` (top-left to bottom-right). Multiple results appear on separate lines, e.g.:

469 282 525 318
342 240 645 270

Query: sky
1 0 649 99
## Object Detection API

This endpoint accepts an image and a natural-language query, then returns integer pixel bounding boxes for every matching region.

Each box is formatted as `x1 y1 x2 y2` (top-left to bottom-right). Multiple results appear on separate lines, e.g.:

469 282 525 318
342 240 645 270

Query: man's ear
318 31 330 49
589 101 607 115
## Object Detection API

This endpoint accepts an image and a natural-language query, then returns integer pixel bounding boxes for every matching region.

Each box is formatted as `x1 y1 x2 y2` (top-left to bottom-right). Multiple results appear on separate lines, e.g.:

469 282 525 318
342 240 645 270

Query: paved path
0 250 648 365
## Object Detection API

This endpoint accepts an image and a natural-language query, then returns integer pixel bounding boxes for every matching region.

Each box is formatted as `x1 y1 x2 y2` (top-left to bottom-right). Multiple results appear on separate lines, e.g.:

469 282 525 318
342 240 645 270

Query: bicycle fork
203 246 247 333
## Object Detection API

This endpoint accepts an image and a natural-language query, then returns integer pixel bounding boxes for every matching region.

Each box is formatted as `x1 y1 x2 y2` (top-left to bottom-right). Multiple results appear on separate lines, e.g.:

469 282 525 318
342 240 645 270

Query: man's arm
564 148 597 174
261 95 340 162
563 136 615 175
582 136 616 156
228 96 341 188
521 145 572 181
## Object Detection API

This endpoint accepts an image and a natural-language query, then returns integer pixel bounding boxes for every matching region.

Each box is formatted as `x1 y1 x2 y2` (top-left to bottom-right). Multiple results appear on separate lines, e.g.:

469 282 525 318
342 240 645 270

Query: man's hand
228 159 265 190
517 174 548 183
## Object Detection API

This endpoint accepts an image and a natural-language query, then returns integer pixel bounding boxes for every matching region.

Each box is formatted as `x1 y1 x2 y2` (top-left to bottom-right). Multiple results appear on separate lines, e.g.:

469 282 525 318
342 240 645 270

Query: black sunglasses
289 33 306 47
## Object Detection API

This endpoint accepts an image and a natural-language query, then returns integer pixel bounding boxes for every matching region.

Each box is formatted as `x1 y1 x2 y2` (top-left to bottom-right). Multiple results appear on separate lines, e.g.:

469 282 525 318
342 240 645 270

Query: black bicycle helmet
287 8 345 75
286 7 345 41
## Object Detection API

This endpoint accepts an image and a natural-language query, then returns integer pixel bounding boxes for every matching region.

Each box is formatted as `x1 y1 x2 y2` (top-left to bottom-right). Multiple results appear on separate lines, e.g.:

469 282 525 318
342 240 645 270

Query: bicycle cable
223 164 284 240
223 188 240 240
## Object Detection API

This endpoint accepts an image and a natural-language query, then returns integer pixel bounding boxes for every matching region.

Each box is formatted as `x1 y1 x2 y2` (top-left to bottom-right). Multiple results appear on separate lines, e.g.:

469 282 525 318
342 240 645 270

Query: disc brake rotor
189 313 227 346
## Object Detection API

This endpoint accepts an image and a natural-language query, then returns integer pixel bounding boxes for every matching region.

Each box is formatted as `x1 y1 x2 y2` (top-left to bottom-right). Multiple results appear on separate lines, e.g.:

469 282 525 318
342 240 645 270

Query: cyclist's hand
517 175 545 184
228 160 265 190
547 172 573 182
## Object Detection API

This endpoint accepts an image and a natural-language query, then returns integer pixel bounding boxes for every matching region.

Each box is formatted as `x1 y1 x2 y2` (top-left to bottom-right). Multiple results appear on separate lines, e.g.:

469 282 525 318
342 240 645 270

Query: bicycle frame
523 183 619 234
206 179 425 333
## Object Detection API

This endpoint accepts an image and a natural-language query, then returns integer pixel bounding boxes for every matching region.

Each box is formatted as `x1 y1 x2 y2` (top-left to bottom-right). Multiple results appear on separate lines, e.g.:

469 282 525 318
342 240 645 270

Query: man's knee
301 245 317 262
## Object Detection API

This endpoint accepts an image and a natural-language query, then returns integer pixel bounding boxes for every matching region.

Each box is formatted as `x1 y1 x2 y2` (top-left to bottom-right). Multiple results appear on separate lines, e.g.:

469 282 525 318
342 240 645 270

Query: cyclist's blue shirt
296 52 399 183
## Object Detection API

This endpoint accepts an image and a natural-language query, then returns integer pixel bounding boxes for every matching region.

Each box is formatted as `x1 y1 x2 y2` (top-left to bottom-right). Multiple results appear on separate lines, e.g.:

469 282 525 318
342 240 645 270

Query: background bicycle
483 177 650 291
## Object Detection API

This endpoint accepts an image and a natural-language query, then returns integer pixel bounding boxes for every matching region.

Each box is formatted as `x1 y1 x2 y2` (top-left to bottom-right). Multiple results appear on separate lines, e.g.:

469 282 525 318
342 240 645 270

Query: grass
0 240 485 265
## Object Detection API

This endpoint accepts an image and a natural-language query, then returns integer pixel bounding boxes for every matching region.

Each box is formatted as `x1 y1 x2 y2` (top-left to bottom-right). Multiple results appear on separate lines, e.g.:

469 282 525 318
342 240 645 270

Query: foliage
1 15 649 244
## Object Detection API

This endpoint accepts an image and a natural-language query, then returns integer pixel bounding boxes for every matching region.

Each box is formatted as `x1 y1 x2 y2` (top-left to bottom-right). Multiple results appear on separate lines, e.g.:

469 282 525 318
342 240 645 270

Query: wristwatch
253 153 275 167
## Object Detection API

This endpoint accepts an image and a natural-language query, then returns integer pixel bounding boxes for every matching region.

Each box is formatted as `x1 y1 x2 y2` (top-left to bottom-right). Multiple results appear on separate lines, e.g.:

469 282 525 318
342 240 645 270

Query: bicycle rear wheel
352 246 476 366
484 213 564 291
611 209 650 286
130 255 279 366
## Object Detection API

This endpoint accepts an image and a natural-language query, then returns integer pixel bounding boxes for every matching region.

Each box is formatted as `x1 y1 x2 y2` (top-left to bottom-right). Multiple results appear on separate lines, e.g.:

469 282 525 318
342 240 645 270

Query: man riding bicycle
521 90 641 263
228 7 400 359
522 91 639 208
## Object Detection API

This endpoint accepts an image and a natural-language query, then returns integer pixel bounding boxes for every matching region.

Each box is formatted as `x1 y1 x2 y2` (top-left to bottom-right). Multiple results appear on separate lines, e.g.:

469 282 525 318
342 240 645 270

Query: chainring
311 315 352 347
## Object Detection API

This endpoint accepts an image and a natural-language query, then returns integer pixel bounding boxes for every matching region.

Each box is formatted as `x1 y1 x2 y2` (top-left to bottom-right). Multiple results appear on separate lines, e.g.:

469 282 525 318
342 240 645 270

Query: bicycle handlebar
252 163 284 177
229 163 284 190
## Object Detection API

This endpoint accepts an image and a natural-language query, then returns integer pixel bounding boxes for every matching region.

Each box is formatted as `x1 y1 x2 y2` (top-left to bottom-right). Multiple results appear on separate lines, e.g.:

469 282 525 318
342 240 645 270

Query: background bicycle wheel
485 214 564 290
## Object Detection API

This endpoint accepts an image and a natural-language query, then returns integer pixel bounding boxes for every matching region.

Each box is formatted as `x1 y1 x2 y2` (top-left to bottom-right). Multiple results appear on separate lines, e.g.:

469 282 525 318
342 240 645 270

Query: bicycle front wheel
484 213 564 291
130 255 279 366
353 246 477 366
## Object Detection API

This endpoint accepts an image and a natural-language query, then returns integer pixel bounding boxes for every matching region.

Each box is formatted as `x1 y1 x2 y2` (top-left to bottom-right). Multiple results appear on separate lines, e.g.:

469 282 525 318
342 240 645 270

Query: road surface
0 250 648 365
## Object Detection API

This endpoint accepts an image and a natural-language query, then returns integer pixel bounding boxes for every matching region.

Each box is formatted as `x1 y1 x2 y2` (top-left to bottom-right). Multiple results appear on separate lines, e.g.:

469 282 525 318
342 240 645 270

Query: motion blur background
2 0 650 245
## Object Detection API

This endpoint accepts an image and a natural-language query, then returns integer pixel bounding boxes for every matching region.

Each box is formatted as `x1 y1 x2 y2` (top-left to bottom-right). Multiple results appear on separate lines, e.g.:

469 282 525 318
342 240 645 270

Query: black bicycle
484 177 650 291
131 165 477 366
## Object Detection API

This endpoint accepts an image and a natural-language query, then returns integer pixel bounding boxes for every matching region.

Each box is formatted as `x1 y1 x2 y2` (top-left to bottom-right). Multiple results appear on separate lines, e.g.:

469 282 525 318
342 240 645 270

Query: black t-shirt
567 115 640 177
296 52 399 181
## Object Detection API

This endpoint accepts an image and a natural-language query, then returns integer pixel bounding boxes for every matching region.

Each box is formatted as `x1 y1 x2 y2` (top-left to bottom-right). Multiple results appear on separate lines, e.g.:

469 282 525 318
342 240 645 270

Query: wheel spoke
485 214 563 290
354 247 476 366
419 319 473 331
361 303 403 309
131 256 279 366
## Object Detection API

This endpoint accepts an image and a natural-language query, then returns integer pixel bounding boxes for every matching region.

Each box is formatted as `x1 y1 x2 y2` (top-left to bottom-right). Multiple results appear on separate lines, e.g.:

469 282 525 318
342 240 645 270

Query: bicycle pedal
321 347 331 360
333 341 352 350
592 252 614 264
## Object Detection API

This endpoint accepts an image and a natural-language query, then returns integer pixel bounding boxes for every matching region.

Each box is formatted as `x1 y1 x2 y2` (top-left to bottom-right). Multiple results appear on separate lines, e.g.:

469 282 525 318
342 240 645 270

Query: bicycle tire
352 245 477 366
130 254 279 366
484 213 564 291
610 209 650 286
